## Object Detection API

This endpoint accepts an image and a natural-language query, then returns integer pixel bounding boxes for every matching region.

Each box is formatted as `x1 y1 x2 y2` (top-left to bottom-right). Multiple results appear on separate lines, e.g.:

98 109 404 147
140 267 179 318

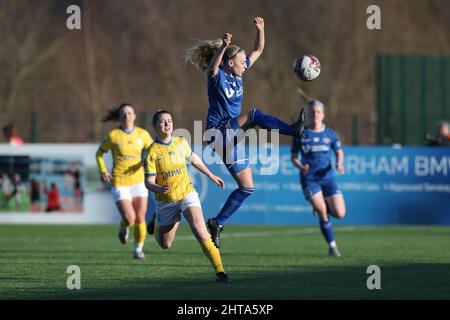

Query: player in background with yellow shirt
96 103 153 259
145 110 229 282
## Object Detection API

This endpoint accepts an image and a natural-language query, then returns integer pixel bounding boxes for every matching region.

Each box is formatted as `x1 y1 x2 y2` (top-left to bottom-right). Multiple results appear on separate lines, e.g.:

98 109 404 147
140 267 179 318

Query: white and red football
293 54 321 81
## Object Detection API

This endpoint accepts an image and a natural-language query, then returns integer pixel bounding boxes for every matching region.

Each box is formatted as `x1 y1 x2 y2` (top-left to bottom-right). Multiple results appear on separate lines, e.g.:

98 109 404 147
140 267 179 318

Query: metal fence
376 54 450 145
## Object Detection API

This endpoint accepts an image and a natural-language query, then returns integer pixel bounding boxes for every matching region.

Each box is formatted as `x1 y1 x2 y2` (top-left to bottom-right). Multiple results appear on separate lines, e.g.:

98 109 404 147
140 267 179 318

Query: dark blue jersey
206 57 251 129
291 126 342 180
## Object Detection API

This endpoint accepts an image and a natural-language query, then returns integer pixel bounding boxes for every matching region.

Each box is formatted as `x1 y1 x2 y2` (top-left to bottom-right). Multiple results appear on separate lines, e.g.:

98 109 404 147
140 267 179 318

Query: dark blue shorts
300 175 341 200
207 117 249 175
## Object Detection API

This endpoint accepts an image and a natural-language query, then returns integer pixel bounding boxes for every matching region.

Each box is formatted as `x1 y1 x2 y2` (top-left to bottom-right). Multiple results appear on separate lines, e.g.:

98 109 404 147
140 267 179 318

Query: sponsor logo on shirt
224 81 243 98
161 168 185 180
302 144 330 153
311 145 330 152
302 144 312 153
118 155 139 161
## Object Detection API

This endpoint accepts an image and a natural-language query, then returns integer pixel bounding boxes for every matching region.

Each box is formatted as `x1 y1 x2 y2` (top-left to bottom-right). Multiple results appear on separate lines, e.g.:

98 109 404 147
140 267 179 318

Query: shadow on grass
4 263 450 300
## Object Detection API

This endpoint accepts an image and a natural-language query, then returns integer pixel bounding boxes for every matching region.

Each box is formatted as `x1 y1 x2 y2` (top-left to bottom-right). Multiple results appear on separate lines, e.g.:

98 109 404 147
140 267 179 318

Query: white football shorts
156 192 201 227
111 182 148 202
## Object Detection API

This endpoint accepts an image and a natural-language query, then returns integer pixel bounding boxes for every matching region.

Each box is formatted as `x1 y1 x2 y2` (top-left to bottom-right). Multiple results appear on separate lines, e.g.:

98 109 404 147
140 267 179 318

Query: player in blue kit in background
185 17 307 248
291 95 346 257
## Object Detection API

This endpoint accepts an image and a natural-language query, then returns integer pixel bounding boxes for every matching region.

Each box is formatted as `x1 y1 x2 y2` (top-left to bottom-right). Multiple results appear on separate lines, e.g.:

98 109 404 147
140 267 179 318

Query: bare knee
335 209 346 219
238 110 257 130
331 207 346 219
327 196 346 219
123 216 135 226
135 215 145 224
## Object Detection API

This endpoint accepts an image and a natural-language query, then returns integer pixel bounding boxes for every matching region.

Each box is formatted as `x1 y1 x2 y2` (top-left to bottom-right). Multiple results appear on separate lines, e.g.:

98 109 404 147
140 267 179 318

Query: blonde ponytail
296 88 313 103
184 39 223 72
184 39 243 72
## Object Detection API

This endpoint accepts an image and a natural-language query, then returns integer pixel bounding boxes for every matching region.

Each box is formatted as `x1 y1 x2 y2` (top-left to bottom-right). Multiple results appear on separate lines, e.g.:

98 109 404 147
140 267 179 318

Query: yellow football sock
134 222 147 247
201 238 225 274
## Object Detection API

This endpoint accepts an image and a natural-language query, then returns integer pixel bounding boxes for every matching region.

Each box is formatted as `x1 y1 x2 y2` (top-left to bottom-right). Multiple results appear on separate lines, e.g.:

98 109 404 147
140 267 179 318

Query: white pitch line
174 226 377 241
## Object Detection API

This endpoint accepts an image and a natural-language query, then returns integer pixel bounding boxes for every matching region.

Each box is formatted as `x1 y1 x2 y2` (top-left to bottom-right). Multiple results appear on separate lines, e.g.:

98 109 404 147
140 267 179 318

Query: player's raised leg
236 108 307 138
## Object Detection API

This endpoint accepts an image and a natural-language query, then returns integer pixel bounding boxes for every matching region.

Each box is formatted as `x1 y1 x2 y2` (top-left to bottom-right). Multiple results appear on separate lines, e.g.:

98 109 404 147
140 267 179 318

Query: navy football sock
251 108 294 136
216 187 254 225
319 219 336 246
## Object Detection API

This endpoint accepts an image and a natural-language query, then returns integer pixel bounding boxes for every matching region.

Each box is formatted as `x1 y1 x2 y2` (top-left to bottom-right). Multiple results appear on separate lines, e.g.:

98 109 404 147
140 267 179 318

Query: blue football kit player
291 100 346 256
185 17 307 248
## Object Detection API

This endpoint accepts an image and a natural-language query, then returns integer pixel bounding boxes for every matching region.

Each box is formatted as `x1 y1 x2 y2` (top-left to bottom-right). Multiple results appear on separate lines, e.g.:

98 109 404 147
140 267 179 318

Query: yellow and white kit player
96 103 153 259
145 110 229 282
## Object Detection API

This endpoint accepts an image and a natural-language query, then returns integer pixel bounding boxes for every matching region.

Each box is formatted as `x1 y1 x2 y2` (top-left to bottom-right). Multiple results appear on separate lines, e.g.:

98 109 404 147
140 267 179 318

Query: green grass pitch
0 224 449 299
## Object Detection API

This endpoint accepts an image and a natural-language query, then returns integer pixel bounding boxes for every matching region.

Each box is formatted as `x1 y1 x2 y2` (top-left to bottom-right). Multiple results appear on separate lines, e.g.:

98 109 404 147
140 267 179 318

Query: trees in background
1 0 449 144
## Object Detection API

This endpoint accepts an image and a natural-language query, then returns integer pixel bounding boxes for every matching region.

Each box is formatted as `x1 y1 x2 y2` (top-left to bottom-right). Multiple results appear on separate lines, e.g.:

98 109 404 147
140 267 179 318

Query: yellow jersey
96 127 153 187
145 136 196 203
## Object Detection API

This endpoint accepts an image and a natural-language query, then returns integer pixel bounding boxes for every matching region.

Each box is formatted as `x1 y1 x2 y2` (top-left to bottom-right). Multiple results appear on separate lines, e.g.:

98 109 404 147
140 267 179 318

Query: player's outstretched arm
336 149 345 174
248 17 265 67
207 33 232 78
95 148 112 183
189 153 225 188
291 153 310 175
